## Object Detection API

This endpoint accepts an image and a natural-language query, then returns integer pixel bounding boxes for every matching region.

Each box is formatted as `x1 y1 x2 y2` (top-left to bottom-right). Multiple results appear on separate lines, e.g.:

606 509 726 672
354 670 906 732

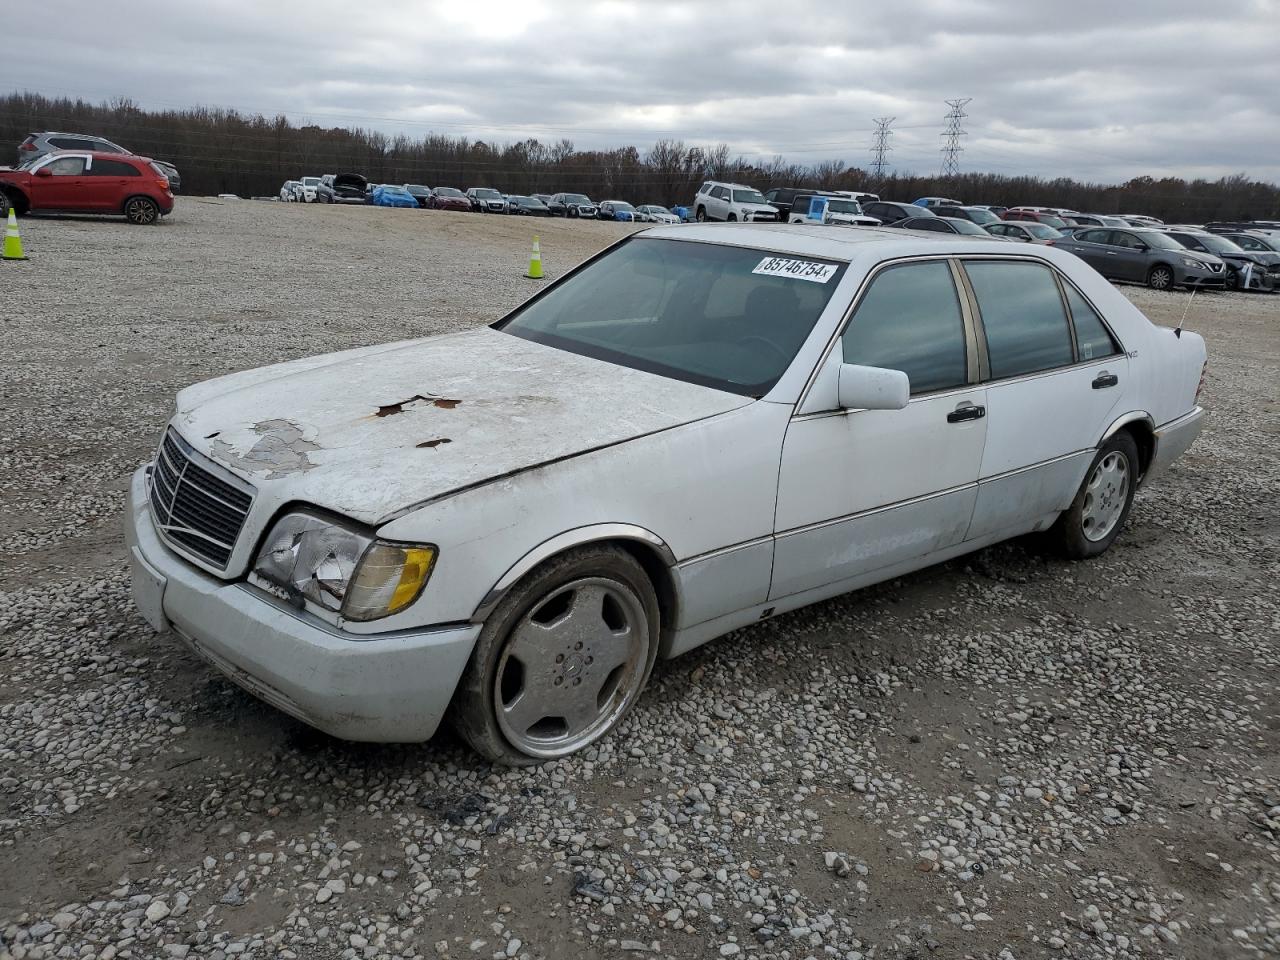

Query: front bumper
124 466 481 742
1143 406 1206 485
1178 264 1226 288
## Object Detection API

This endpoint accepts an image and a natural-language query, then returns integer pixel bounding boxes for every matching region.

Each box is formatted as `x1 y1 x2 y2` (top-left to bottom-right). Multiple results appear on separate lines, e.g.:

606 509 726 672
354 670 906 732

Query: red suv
0 151 175 224
1002 208 1073 229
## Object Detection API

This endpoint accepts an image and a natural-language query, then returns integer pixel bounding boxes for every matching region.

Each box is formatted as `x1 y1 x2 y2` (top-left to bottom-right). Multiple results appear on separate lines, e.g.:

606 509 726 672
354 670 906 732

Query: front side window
966 261 1074 379
498 238 846 396
841 260 967 395
1078 229 1110 244
1063 284 1121 361
43 156 87 175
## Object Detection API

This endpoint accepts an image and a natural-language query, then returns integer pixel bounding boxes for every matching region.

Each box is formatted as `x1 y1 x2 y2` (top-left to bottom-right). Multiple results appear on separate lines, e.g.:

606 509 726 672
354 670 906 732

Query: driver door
770 259 987 599
30 154 90 209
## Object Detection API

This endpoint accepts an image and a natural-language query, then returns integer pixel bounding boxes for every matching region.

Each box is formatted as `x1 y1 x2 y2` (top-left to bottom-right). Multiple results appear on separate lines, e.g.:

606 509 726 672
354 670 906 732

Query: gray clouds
10 0 1280 182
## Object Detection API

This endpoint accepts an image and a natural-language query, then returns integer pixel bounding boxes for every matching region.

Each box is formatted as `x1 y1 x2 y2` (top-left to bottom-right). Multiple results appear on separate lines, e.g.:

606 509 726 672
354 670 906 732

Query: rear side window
1078 229 1110 244
1063 284 1120 361
89 159 141 176
49 137 95 150
842 261 967 394
966 261 1074 379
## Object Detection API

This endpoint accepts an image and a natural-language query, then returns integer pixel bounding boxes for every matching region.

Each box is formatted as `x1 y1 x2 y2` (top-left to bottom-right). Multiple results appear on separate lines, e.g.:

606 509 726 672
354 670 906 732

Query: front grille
150 429 254 570
1208 263 1223 273
749 212 777 222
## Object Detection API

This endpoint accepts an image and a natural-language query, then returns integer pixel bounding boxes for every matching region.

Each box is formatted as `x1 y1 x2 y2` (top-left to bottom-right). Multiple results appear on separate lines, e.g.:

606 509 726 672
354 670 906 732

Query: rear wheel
727 213 738 222
695 206 707 222
1147 264 1174 290
1049 432 1138 559
450 545 660 764
124 196 160 225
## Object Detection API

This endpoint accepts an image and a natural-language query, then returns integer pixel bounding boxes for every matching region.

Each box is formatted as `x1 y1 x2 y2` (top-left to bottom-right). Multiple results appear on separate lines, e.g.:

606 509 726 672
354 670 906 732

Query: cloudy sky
9 0 1280 183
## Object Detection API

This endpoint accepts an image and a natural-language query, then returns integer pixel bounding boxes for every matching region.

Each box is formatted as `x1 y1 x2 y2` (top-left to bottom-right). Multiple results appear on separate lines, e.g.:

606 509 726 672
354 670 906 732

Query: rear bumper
1143 406 1206 485
124 466 481 742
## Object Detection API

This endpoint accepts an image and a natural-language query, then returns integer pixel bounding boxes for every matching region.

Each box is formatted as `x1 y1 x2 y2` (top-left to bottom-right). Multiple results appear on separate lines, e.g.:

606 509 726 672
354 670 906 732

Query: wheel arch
1101 411 1155 478
0 185 30 215
471 524 681 629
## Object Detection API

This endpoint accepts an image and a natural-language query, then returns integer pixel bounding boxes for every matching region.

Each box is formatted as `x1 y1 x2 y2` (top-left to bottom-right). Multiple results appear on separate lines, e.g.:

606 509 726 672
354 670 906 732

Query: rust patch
416 438 452 449
375 395 462 417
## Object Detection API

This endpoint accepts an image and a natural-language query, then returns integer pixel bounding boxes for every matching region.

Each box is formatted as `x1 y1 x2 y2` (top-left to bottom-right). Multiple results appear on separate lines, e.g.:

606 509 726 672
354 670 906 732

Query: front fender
470 523 678 622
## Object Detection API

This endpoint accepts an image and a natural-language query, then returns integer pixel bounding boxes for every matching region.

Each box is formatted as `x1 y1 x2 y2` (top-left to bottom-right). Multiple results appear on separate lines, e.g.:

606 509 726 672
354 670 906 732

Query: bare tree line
2 92 1277 221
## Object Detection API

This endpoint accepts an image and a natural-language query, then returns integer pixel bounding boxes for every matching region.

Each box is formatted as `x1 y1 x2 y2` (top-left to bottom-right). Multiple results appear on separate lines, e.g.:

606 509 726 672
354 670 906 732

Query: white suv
693 181 780 223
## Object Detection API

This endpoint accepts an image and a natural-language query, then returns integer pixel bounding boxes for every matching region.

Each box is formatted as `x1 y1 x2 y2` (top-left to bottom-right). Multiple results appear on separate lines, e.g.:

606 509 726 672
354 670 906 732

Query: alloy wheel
1081 451 1130 542
493 577 649 758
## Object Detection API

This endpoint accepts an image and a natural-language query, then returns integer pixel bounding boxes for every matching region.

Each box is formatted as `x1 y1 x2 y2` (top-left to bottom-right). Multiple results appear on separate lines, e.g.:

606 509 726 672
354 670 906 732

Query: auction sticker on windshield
752 257 839 283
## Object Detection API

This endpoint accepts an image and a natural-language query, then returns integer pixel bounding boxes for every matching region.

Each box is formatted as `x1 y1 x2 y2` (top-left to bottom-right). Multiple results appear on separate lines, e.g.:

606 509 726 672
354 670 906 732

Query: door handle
1106 251 1118 255
1092 372 1119 389
947 403 986 423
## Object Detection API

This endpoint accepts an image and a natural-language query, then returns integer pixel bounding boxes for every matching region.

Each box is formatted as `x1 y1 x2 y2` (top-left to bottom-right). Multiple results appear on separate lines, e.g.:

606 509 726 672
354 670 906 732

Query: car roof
640 222 1029 261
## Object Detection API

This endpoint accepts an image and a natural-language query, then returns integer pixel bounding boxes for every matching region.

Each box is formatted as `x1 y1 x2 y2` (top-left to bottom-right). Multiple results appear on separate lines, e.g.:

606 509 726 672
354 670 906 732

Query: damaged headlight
250 511 437 623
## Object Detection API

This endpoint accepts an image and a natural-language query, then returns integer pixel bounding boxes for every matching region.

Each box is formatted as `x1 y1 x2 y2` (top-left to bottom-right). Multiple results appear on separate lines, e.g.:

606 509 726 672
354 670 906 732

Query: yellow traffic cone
525 235 543 279
2 205 27 262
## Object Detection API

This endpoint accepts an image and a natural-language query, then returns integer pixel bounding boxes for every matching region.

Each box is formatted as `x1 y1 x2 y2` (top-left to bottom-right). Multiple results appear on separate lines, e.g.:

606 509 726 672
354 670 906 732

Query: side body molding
471 523 679 623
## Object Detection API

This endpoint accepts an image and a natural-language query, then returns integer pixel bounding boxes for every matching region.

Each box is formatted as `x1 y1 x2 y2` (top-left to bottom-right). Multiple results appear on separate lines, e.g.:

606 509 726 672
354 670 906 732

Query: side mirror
35 167 53 178
838 364 910 411
1136 243 1149 252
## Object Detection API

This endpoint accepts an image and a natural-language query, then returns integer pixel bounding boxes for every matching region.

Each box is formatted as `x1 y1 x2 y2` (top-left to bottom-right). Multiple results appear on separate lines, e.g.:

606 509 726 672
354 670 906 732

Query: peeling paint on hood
174 328 752 525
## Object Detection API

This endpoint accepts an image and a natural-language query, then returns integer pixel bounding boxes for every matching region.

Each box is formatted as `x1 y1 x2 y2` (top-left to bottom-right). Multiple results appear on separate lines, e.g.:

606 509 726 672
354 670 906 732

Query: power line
940 98 972 178
870 117 895 179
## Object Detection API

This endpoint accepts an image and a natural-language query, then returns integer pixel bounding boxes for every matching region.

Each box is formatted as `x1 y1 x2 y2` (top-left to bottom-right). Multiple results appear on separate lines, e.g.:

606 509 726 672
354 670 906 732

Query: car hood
173 327 751 525
1221 251 1280 266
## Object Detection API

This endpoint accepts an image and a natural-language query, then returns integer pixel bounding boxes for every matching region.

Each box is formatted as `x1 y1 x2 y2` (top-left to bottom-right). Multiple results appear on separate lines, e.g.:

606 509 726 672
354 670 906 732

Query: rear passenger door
962 259 1128 541
84 157 141 211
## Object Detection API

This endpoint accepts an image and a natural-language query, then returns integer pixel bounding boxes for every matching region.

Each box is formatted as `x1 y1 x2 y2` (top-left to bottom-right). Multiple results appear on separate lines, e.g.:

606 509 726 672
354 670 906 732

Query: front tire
1050 432 1139 559
727 213 737 222
695 206 707 222
450 545 660 765
1147 264 1174 290
124 196 160 225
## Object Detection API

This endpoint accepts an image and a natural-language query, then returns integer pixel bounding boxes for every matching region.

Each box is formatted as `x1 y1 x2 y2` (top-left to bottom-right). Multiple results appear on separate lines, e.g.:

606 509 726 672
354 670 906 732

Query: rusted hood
174 327 752 525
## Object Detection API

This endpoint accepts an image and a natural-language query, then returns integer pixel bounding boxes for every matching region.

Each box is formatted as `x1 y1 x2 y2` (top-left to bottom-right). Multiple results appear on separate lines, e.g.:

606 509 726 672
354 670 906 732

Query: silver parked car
126 225 1208 763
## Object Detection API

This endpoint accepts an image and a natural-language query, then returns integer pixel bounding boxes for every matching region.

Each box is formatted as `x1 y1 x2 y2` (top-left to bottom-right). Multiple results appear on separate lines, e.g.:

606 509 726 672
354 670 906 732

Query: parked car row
276 177 687 223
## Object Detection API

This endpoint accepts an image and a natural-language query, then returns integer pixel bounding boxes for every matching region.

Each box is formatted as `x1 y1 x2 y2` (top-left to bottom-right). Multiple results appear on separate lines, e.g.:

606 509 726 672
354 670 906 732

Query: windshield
946 219 988 235
405 184 429 193
474 188 501 199
732 189 769 205
563 194 590 204
435 187 463 197
1184 234 1243 254
964 208 999 224
826 200 861 214
611 201 636 211
1025 223 1062 239
644 205 672 215
496 238 846 396
302 177 320 186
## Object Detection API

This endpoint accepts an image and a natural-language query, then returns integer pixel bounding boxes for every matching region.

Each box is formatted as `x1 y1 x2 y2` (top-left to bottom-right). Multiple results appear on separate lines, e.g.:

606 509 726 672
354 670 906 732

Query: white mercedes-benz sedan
125 224 1208 763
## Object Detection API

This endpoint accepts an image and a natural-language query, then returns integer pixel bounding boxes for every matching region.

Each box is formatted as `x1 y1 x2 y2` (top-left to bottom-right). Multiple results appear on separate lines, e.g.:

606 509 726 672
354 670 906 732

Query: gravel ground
2 199 1278 960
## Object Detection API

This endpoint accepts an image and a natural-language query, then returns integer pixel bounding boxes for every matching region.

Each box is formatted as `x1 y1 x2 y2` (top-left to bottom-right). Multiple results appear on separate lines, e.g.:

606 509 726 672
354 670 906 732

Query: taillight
1195 361 1207 401
19 141 36 151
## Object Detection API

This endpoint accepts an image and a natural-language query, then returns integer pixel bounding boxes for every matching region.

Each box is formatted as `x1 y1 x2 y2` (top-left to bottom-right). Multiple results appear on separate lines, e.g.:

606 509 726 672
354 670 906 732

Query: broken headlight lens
251 511 436 623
